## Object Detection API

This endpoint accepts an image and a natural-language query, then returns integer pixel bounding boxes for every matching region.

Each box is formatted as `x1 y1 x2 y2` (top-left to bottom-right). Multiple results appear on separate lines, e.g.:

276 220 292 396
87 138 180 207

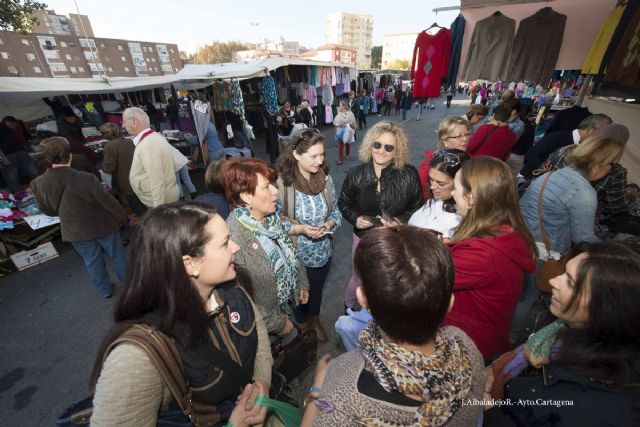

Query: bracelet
303 393 319 409
310 386 322 394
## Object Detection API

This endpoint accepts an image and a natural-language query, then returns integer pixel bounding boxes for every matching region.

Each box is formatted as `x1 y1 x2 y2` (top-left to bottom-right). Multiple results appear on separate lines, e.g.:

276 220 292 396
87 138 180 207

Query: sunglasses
373 141 396 153
292 128 320 149
433 149 461 166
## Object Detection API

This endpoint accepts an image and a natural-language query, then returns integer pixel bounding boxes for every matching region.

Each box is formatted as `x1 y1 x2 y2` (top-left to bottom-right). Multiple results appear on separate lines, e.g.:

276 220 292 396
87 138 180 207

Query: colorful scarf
233 207 300 308
356 322 473 426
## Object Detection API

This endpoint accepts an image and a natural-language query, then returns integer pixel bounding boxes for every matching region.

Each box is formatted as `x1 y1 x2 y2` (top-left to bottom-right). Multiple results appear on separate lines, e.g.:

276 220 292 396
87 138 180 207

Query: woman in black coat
338 121 423 309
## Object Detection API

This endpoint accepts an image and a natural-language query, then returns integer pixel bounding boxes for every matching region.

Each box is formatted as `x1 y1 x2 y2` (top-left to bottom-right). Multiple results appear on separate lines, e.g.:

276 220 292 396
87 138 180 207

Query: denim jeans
71 231 127 296
417 103 425 120
401 108 409 121
294 258 332 323
0 150 38 193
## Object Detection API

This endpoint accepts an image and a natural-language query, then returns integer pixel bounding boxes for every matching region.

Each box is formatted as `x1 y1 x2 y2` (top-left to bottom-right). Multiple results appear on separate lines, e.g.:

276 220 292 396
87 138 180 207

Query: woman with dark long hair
90 202 271 426
276 128 341 342
486 241 640 426
409 148 469 240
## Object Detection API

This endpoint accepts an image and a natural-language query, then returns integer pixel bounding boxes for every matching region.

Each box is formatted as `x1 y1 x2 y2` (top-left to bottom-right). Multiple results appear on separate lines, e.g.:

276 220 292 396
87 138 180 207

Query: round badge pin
252 243 259 250
230 312 240 323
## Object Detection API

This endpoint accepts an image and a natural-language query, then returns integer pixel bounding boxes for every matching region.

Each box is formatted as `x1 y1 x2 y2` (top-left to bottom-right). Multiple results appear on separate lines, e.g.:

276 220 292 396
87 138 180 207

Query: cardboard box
10 242 59 271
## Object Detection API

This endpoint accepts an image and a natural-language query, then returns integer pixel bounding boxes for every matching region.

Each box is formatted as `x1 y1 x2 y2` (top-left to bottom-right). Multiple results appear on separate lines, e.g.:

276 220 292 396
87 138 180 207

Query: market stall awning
177 57 358 81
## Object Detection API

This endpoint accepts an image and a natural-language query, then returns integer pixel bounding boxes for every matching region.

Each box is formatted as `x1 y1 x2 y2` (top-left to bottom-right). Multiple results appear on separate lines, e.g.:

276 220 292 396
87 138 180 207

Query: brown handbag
535 172 567 293
271 325 318 382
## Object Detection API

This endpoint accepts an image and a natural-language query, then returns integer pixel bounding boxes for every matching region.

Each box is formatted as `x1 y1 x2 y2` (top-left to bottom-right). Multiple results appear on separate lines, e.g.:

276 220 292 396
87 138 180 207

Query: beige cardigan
91 303 272 426
129 132 180 208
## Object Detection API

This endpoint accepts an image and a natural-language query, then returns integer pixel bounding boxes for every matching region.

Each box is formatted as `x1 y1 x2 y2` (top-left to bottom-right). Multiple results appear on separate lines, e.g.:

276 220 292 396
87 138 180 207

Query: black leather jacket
338 162 423 236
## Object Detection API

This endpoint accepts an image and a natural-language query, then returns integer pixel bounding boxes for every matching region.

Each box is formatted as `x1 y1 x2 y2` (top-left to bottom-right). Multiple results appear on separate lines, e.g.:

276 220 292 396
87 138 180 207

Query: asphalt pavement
0 96 469 425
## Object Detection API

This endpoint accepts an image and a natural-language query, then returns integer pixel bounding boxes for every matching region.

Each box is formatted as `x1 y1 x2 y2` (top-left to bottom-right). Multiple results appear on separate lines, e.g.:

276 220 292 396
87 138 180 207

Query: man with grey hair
123 107 179 208
520 113 612 179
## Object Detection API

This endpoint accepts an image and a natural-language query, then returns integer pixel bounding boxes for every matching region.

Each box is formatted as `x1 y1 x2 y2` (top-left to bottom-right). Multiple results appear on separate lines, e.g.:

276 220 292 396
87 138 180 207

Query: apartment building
298 44 356 64
382 33 419 68
0 10 182 78
324 12 373 69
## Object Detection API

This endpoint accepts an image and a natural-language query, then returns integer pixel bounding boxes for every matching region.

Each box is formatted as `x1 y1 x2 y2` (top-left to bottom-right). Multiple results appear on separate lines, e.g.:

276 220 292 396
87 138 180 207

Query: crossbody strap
537 172 554 257
474 124 500 152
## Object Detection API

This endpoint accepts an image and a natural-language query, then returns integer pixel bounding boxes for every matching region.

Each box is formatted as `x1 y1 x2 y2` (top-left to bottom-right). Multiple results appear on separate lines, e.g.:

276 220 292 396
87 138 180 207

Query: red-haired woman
222 158 310 339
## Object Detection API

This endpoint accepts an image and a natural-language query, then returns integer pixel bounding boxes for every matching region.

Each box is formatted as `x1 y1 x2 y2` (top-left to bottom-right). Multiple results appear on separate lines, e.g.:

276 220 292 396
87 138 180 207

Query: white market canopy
0 57 357 121
177 57 358 81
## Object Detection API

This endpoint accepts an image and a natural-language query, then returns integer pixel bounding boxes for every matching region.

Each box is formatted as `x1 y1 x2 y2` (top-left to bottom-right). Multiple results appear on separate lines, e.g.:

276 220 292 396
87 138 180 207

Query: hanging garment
262 75 278 114
410 28 452 98
321 84 334 106
462 13 515 81
230 79 245 117
447 14 466 86
507 7 567 84
582 4 626 74
602 5 640 93
303 85 318 107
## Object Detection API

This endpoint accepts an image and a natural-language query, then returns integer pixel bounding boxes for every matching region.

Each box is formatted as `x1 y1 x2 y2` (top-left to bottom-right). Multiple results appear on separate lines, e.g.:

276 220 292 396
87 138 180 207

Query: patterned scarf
233 207 300 308
357 322 473 426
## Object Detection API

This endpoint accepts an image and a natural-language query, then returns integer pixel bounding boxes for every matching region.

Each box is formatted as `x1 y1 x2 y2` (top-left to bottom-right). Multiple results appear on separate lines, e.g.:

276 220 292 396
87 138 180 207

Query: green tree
190 41 250 64
370 46 382 69
0 0 48 33
387 59 410 70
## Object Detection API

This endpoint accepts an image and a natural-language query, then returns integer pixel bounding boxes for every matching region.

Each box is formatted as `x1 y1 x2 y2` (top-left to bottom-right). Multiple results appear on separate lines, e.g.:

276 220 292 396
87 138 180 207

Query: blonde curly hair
359 121 410 169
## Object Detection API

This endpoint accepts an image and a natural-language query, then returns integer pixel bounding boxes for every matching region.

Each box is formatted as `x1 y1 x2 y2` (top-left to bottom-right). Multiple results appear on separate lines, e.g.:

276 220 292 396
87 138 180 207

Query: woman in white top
409 149 469 239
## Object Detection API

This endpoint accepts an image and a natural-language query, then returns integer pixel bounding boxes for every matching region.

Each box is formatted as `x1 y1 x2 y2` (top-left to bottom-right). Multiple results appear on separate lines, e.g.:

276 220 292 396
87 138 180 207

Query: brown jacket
31 167 126 242
102 137 135 195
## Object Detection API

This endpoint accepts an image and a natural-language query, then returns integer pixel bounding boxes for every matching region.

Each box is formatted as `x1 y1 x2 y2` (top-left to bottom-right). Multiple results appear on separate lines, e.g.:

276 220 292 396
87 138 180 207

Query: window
50 64 68 72
44 50 60 59
78 66 85 72
104 55 110 61
68 42 75 47
89 62 104 72
84 51 96 60
33 66 42 73
0 38 3 44
60 41 67 47
107 66 113 72
121 56 126 61
169 48 174 53
124 66 129 72
21 39 30 45
8 66 18 75
70 66 77 74
151 57 156 62
79 38 96 48
0 52 9 59
26 53 36 61
65 53 72 60
117 45 123 51
100 43 106 48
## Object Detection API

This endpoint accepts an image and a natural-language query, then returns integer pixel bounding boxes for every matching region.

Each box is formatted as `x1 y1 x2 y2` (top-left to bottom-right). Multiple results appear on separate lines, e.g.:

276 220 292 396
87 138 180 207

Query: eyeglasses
292 128 320 149
446 132 471 140
373 141 396 153
433 149 461 167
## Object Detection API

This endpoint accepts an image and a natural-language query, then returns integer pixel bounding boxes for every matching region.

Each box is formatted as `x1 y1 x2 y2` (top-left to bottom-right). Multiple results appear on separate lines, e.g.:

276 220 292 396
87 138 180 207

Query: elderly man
520 113 612 179
123 107 179 208
31 137 127 298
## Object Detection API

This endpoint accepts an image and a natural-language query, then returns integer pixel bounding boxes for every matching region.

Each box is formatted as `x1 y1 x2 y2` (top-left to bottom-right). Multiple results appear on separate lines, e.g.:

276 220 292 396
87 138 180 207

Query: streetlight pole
250 22 260 59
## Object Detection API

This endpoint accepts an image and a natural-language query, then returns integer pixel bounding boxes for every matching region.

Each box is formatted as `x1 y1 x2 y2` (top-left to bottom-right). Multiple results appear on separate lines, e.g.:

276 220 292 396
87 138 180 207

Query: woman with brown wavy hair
444 156 537 360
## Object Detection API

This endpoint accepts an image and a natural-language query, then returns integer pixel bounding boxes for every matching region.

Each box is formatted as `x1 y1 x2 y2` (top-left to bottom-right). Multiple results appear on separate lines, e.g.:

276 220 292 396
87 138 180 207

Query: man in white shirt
123 107 180 208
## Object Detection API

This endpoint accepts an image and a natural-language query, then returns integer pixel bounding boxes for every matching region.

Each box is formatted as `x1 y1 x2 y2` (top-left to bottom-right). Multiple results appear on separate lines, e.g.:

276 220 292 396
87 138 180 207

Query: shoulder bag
55 324 223 427
535 172 567 293
271 325 318 383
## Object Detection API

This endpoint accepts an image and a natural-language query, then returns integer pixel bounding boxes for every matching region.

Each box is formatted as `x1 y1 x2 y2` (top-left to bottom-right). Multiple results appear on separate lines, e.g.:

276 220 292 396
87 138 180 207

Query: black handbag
271 326 318 382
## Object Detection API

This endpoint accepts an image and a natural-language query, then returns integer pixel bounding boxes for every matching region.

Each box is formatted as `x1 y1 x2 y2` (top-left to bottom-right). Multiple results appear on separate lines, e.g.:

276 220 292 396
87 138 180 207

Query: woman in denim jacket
514 134 625 335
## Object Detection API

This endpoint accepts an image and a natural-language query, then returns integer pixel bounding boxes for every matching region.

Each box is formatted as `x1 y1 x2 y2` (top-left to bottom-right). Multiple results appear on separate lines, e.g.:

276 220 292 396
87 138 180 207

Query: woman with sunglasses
338 121 423 309
485 241 640 426
275 129 342 342
409 149 470 240
418 116 471 199
445 156 538 361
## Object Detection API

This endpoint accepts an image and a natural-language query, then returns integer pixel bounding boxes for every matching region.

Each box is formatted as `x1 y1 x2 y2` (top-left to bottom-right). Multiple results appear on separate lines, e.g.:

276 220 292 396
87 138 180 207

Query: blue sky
42 0 461 53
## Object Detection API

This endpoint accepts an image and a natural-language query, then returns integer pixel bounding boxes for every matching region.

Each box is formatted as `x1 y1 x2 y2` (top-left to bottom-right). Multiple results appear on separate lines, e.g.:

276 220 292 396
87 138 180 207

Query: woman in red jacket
444 156 537 361
466 102 516 161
